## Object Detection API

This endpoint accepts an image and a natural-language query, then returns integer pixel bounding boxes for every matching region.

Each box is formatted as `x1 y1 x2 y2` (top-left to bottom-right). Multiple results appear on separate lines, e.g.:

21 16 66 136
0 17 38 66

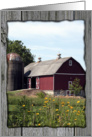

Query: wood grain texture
74 11 86 20
22 128 43 136
1 11 7 34
0 10 91 136
22 11 74 21
75 11 91 136
6 11 21 21
1 11 22 136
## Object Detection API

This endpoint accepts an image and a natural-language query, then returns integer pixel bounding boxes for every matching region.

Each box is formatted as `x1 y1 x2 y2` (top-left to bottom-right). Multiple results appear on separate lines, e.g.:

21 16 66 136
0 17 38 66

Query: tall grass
7 90 86 127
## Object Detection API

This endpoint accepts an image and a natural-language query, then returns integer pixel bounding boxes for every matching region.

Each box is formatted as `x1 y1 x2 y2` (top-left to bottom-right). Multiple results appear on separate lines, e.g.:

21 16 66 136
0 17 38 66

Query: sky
8 21 86 70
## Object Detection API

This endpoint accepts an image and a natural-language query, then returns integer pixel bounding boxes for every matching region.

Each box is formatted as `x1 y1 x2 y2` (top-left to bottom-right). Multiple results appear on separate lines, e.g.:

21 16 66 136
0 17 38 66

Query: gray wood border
0 10 91 136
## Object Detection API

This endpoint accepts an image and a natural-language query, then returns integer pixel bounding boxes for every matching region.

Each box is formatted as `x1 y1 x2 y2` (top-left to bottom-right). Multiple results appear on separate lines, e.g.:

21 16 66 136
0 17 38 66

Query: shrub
36 92 45 98
69 78 83 95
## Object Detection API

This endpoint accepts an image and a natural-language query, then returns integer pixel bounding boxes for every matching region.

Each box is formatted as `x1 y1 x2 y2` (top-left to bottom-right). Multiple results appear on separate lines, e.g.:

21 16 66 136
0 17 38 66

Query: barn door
28 78 31 88
36 77 39 89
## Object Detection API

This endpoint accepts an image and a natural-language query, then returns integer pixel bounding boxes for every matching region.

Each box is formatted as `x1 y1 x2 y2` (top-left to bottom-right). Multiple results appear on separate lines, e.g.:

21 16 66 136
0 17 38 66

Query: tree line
7 39 35 67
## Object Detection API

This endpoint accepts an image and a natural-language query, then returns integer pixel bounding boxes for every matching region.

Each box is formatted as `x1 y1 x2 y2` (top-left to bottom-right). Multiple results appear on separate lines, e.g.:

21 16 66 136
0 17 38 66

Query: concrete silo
7 53 24 91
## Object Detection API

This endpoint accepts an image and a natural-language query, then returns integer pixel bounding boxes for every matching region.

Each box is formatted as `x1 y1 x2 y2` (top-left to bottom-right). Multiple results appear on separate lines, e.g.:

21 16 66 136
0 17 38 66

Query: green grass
7 90 23 94
7 90 86 128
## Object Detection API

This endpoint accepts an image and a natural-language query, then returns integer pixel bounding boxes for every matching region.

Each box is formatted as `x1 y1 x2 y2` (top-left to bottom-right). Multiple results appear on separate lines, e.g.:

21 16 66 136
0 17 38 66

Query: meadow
7 90 86 128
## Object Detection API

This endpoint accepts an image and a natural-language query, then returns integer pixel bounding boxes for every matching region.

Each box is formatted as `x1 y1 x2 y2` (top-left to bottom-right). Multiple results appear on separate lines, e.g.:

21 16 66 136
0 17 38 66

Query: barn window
69 60 72 66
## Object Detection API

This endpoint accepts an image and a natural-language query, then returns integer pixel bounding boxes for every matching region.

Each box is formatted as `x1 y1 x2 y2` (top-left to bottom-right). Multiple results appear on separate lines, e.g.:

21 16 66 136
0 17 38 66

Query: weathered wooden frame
0 11 91 136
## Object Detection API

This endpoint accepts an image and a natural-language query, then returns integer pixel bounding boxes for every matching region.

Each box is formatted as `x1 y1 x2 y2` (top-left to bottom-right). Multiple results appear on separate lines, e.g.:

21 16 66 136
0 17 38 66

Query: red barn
24 55 85 96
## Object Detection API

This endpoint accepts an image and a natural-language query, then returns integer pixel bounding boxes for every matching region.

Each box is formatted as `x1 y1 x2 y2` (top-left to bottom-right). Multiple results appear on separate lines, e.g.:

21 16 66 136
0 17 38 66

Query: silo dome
7 53 24 91
7 53 22 62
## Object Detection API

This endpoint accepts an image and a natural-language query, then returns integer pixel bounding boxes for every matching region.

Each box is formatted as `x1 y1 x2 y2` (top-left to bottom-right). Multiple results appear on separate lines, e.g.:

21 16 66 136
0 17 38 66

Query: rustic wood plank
74 11 86 20
40 11 49 20
47 11 74 21
57 128 66 136
23 128 43 136
43 127 57 136
75 11 91 136
57 128 74 136
6 11 21 21
23 127 75 136
22 11 41 21
1 11 7 34
65 128 74 136
22 11 74 21
1 11 22 136
22 11 56 21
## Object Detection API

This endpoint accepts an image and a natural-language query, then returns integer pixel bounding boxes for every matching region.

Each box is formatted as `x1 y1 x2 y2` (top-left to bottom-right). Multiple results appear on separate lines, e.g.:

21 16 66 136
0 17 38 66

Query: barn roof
24 57 71 77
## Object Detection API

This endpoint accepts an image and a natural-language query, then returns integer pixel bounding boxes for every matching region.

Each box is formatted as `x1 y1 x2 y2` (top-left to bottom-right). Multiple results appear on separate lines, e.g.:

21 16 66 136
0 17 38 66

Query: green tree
69 78 83 95
7 39 35 66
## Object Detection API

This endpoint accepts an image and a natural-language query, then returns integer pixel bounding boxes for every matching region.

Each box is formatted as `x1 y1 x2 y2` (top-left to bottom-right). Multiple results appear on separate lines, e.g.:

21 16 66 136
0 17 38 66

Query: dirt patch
16 89 46 97
55 95 85 99
16 89 85 99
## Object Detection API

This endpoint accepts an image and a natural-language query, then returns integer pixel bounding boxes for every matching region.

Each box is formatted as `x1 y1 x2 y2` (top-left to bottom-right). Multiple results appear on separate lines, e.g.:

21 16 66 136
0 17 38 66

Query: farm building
7 53 24 91
24 54 85 96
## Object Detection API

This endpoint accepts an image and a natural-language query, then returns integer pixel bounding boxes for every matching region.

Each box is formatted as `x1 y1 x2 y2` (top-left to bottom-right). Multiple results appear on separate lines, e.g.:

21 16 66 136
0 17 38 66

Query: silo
7 53 24 91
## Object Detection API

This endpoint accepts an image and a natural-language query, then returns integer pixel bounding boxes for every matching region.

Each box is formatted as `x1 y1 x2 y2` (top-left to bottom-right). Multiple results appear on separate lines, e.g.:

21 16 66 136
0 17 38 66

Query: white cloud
30 45 62 51
35 53 56 59
8 21 84 40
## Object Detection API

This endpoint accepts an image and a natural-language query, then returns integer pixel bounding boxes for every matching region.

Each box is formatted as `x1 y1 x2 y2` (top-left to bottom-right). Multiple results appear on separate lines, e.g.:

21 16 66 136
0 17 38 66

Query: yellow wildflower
66 110 69 112
32 104 33 106
49 98 51 100
76 113 80 116
77 101 80 103
36 113 39 115
70 106 73 109
73 110 76 113
67 123 71 126
44 97 48 100
57 114 59 116
28 111 30 112
38 123 41 126
56 109 59 111
43 106 46 107
74 119 77 120
67 102 70 104
62 105 64 107
53 99 55 101
39 108 41 110
61 102 65 105
22 105 25 107
44 101 48 103
78 111 80 113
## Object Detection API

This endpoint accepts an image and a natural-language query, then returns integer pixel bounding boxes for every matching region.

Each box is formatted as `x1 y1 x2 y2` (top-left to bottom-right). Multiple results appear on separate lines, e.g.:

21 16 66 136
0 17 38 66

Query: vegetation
36 92 45 98
69 78 83 95
7 90 86 128
7 39 35 66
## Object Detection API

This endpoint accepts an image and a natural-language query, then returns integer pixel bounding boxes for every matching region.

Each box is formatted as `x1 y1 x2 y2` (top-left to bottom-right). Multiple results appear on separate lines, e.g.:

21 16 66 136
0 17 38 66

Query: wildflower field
7 90 86 128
